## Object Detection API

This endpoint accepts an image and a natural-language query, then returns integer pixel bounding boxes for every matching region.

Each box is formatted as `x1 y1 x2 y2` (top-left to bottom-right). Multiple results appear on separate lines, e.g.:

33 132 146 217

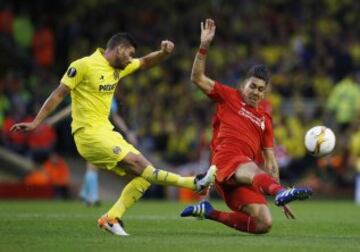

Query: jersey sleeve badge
67 67 77 77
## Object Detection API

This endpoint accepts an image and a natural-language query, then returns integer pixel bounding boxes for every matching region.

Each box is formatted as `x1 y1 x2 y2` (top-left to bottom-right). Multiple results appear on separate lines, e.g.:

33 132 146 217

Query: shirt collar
91 48 112 67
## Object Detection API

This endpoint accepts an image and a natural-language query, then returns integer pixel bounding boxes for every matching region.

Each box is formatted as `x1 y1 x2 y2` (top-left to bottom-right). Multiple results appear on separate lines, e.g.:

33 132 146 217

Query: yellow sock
107 177 151 219
141 165 195 190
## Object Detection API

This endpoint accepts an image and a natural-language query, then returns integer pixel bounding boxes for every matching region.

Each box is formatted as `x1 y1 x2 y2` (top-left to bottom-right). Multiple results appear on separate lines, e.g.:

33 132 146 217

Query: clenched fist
160 40 175 54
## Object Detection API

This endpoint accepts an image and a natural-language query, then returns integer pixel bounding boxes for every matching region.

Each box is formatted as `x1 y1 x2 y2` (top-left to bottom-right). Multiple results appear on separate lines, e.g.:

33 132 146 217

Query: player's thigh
216 182 267 211
117 152 151 175
74 128 141 175
233 161 264 185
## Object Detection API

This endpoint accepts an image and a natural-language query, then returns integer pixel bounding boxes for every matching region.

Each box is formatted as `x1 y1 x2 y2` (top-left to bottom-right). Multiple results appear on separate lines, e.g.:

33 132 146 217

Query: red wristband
198 48 208 55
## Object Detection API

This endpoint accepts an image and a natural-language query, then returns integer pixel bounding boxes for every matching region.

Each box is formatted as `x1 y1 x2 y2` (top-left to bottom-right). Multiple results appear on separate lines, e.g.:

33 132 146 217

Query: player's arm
111 113 138 146
11 83 70 132
191 18 216 95
45 105 71 126
262 148 280 182
139 40 174 70
263 147 296 219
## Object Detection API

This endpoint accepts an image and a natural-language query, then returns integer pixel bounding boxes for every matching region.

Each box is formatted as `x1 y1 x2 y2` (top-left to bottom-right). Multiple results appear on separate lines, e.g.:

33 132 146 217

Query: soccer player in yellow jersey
11 33 216 236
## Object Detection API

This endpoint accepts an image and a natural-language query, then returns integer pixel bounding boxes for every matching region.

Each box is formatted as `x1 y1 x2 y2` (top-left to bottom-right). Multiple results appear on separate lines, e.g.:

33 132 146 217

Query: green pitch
0 200 359 252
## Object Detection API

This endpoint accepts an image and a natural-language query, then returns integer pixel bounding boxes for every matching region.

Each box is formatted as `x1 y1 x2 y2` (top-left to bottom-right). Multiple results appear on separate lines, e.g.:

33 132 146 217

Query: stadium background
0 0 360 202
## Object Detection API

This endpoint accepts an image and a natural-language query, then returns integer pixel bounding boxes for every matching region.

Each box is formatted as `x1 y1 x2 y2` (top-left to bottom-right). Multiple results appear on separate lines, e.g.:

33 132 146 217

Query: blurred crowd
1 0 360 194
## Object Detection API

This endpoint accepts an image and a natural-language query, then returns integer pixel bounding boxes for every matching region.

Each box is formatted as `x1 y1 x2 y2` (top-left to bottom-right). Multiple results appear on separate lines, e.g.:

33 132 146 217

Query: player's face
114 45 136 69
241 77 267 107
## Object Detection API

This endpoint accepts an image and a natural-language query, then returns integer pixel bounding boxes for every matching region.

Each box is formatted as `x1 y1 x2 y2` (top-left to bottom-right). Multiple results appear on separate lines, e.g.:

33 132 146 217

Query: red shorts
212 150 252 182
212 150 267 210
215 181 267 211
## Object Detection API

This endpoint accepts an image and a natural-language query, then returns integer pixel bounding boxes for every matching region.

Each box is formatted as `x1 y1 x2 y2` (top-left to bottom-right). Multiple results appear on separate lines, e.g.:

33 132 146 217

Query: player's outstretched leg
251 173 313 206
141 164 217 193
98 214 129 236
274 187 313 206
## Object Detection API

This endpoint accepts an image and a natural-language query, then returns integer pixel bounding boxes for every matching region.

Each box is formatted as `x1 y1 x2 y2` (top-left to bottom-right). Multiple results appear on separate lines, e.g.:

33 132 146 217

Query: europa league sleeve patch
67 67 77 77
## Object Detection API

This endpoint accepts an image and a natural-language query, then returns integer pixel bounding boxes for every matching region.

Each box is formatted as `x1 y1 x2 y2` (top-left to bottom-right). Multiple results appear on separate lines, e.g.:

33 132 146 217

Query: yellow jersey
60 48 140 133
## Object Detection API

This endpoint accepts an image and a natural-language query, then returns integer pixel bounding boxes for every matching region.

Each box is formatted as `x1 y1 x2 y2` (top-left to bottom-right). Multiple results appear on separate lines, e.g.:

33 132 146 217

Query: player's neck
103 49 115 66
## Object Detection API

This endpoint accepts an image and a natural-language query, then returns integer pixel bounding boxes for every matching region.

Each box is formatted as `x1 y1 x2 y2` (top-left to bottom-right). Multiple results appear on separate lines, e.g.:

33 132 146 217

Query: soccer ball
304 126 336 157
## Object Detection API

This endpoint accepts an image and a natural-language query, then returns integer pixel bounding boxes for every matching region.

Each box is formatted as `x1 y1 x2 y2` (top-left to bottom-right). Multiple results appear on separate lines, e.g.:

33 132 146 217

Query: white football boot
194 165 217 195
97 214 129 236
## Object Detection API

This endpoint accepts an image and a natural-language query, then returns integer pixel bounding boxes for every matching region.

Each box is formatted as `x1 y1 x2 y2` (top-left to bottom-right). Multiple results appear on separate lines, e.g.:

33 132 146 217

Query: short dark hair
106 33 137 50
245 64 271 85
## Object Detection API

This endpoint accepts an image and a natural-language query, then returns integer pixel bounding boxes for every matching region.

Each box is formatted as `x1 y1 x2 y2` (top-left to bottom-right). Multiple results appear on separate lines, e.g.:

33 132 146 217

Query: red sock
252 173 284 196
209 210 257 233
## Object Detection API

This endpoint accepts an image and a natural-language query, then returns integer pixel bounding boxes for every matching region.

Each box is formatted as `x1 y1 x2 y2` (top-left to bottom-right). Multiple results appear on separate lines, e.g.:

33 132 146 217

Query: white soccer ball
304 126 336 157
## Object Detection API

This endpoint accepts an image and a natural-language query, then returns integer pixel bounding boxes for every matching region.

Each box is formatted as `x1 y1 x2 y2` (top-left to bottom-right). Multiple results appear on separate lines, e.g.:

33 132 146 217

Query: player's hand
10 122 38 132
282 205 296 219
160 40 174 55
200 18 216 48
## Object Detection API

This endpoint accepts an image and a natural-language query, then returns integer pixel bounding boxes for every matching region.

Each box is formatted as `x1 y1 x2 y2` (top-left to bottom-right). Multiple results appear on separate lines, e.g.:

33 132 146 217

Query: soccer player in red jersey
181 19 312 234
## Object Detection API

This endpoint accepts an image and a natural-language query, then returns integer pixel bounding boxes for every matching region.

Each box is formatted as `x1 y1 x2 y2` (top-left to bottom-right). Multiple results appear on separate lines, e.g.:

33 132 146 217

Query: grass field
0 200 359 252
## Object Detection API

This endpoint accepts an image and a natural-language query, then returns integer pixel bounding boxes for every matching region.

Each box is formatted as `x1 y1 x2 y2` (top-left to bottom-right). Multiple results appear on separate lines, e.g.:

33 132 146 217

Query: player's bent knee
255 217 272 234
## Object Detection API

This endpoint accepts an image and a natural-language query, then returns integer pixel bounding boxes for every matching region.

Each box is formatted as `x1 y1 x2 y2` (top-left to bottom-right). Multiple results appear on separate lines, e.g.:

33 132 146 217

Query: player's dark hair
246 64 271 85
106 33 138 50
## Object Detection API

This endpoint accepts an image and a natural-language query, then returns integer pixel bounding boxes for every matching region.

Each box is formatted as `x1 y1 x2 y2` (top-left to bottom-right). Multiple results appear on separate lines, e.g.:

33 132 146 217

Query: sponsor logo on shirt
238 107 266 131
99 83 116 92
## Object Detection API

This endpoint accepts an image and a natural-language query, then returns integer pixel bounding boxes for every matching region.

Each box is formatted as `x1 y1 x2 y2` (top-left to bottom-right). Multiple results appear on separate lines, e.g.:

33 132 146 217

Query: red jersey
208 81 274 161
